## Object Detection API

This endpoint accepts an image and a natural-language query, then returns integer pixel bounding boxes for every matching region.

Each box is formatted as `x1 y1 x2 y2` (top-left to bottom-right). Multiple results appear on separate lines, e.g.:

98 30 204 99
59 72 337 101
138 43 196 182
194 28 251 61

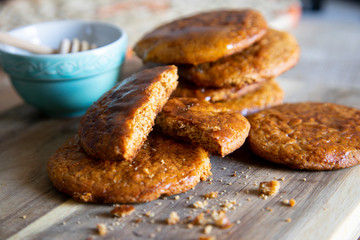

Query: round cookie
179 29 300 88
134 9 267 65
48 133 211 203
213 79 283 116
247 102 360 170
171 79 264 102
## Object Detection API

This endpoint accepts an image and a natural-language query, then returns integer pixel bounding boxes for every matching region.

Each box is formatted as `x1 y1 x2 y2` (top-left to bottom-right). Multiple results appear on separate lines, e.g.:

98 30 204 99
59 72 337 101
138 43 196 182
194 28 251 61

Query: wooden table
1 12 360 240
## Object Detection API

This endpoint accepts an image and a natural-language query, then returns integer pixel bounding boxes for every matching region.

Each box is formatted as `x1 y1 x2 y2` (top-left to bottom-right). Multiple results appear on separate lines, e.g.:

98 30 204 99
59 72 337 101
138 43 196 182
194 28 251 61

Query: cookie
179 29 300 88
134 9 267 65
78 65 178 162
156 98 250 157
213 79 283 116
247 102 360 170
48 133 211 203
171 79 264 102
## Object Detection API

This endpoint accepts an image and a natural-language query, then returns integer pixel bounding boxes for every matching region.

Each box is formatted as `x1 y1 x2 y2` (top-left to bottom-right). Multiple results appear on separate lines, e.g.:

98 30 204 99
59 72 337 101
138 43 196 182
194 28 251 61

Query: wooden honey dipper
0 32 96 54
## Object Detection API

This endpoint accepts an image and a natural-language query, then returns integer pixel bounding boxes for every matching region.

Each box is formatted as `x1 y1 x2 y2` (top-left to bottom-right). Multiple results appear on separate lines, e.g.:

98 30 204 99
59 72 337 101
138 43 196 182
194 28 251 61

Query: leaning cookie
179 29 300 88
213 79 283 116
48 133 211 203
134 9 267 65
247 102 360 170
78 65 178 162
156 98 250 157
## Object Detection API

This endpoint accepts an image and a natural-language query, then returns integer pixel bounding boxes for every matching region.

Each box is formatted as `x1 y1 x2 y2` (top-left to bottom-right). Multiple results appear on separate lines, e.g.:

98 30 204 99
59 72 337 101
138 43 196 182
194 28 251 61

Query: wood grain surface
1 76 360 240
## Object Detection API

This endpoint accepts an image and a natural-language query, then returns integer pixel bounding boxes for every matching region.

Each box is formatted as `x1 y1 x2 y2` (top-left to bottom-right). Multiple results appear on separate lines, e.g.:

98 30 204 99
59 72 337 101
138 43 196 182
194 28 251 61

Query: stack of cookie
134 9 300 115
48 65 251 203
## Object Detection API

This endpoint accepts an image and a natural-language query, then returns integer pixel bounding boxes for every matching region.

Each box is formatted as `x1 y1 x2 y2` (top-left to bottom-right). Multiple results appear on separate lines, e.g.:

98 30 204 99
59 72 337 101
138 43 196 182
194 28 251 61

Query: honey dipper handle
0 32 55 54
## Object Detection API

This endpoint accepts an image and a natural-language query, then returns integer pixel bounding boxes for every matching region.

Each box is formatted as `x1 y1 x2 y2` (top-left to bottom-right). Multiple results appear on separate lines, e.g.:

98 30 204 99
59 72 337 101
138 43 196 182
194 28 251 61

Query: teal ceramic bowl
0 20 127 117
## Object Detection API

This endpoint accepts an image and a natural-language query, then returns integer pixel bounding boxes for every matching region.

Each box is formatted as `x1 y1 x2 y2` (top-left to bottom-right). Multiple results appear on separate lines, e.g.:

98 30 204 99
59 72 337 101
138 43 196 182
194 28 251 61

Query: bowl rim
0 19 127 58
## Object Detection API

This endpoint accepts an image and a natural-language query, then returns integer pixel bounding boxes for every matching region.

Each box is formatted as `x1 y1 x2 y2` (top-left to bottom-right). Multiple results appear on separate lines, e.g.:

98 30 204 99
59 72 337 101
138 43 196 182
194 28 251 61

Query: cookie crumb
193 213 208 225
265 207 273 212
260 194 268 200
187 223 194 229
285 218 292 222
97 223 107 236
289 199 296 207
204 225 213 234
283 198 296 207
145 211 155 218
258 180 280 196
167 211 180 225
193 200 208 209
302 178 307 181
21 215 27 219
204 192 218 199
212 210 233 229
174 195 180 200
111 205 135 217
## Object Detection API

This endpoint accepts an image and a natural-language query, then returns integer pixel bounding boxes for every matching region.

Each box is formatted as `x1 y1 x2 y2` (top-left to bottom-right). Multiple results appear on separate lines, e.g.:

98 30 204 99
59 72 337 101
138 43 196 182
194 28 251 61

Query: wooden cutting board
1 75 360 240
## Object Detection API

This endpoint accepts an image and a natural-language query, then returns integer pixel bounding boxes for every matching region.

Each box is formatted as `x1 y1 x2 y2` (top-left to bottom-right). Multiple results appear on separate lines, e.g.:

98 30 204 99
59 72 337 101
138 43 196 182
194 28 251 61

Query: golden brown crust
156 98 250 157
247 102 360 170
47 133 211 203
179 29 300 88
78 65 178 162
213 79 283 116
134 9 267 65
171 79 264 102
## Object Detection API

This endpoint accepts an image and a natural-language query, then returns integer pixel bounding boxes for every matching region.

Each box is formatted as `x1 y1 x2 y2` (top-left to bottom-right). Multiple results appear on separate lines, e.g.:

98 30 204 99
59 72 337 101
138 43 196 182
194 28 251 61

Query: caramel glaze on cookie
214 79 283 116
78 65 178 162
247 102 360 170
179 29 299 88
48 133 211 203
134 9 267 65
171 79 264 102
156 98 250 157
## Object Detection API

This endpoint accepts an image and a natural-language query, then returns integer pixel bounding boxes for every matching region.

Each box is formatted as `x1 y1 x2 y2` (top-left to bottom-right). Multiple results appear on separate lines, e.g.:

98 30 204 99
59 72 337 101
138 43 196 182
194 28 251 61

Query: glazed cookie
79 65 178 162
156 98 250 157
247 102 360 170
171 79 264 102
214 79 283 116
134 9 267 65
179 29 300 88
48 133 211 203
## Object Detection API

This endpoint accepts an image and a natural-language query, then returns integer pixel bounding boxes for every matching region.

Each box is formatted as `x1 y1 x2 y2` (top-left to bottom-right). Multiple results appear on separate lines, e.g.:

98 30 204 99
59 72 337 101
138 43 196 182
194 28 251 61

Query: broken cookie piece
258 181 280 196
79 65 179 162
111 205 135 217
156 98 250 157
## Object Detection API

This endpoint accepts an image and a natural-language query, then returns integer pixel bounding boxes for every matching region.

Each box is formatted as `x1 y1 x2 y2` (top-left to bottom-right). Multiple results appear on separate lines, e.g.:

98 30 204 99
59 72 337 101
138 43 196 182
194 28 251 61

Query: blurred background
0 0 359 112
0 0 358 46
